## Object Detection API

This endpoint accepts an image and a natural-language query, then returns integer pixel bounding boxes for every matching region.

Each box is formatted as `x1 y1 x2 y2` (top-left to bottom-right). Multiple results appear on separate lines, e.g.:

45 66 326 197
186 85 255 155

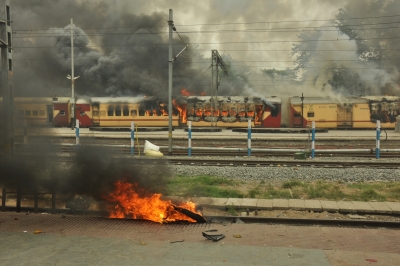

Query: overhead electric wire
13 13 400 32
12 21 400 38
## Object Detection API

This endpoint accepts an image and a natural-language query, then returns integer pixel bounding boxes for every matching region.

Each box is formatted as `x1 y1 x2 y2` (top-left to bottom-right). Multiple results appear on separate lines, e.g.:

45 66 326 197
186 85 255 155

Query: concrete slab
337 201 357 213
351 201 374 213
192 197 212 206
385 202 400 215
369 202 392 214
225 198 243 208
320 201 339 212
304 200 322 212
288 199 305 210
209 198 228 209
272 199 289 210
256 199 273 210
240 198 258 209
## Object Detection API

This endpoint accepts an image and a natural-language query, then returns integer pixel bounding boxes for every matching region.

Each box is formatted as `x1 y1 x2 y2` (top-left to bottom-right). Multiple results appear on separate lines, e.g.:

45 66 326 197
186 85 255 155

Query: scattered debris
233 235 241 238
60 213 66 218
140 242 146 245
234 218 244 224
34 230 43 234
13 217 18 221
170 240 185 244
26 212 30 215
202 232 225 242
366 258 377 263
348 214 365 219
205 229 218 232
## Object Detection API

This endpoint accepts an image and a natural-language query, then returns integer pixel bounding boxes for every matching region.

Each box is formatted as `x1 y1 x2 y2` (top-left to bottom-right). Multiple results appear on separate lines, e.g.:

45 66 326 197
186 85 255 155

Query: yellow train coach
288 96 400 129
90 97 179 127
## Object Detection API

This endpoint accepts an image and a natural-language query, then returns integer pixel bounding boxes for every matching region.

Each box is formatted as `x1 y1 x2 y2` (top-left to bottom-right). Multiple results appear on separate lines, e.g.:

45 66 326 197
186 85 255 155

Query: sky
10 0 400 99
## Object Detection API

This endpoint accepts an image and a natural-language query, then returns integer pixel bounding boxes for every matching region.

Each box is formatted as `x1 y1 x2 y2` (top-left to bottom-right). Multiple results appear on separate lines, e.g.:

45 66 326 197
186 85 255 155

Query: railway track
2 152 399 169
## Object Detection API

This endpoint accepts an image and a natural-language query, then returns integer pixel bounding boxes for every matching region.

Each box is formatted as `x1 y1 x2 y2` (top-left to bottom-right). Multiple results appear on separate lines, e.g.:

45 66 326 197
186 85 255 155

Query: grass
166 175 400 202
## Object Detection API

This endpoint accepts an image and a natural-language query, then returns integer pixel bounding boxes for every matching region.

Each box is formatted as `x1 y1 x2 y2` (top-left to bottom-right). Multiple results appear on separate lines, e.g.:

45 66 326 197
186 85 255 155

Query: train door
293 113 302 127
337 104 352 128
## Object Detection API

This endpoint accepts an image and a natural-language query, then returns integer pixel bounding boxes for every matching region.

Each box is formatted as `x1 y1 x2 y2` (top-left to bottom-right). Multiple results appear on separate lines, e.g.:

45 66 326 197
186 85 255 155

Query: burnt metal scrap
173 205 207 223
202 231 225 242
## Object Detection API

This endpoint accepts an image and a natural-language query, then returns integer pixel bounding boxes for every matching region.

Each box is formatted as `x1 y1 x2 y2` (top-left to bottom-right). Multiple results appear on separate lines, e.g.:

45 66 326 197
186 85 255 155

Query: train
1 95 399 129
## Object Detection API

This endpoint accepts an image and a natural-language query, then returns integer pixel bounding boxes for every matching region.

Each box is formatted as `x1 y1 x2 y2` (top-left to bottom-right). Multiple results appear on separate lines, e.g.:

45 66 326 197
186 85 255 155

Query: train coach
288 96 400 129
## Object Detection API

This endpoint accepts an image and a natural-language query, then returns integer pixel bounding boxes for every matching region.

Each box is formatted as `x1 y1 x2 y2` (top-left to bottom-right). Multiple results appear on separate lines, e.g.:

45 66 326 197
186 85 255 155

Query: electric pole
1 0 14 155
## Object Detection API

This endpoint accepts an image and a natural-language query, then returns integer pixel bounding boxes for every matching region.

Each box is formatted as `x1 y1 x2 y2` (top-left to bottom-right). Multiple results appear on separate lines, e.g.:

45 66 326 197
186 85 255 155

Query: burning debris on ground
0 143 206 223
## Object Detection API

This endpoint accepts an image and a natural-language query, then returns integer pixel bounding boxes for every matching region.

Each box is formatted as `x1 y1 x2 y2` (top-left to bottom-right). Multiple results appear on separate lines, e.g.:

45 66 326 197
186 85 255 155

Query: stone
240 198 258 209
337 201 357 213
225 198 243 208
288 199 305 211
369 202 392 214
272 199 289 210
209 198 228 209
351 201 373 213
304 200 322 212
256 199 273 210
320 201 339 212
385 202 400 215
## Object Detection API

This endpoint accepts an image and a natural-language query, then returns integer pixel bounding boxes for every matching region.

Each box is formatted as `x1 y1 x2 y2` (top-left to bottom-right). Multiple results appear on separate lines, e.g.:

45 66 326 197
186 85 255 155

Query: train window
18 110 23 116
271 105 279 117
25 110 31 116
107 107 114 116
307 112 315 118
32 110 38 116
131 110 137 116
59 110 65 116
115 107 121 116
39 110 45 116
93 111 99 116
123 106 129 116
294 113 301 117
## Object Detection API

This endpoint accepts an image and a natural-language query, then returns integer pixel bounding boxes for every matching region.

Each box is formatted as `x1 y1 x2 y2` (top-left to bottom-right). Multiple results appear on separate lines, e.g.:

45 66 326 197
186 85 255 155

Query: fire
103 180 199 223
173 99 187 123
180 88 192 96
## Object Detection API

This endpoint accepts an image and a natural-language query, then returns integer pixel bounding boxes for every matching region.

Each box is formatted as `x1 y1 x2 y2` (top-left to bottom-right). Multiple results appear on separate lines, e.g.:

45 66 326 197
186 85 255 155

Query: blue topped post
75 119 79 145
247 119 251 157
376 120 380 159
311 121 315 158
131 122 135 156
188 121 192 157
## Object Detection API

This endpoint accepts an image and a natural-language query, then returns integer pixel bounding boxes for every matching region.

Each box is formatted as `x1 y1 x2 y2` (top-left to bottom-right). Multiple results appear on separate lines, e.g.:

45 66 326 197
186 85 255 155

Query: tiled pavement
0 212 400 265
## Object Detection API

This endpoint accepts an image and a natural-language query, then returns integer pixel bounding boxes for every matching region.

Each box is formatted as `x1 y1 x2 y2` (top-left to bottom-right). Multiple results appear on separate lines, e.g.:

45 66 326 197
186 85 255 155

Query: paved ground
0 212 399 266
25 127 400 141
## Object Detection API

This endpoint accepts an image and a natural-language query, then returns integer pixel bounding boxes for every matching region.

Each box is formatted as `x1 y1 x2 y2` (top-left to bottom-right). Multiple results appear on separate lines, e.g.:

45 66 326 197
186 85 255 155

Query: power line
14 13 400 32
13 21 400 37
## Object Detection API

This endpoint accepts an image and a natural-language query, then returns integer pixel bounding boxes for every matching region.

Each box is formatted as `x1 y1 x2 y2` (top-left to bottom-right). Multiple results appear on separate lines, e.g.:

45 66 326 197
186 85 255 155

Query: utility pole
211 50 228 127
1 0 14 155
67 19 79 129
168 9 173 156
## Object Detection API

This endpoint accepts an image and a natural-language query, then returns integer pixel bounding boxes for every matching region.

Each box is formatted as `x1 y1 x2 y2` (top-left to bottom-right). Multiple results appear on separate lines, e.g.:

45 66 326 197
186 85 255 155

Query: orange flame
181 88 192 96
173 99 187 123
103 180 200 223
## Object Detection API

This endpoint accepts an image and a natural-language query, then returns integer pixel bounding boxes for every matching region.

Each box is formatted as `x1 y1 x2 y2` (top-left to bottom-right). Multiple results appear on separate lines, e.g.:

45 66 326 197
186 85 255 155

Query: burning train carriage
185 96 281 128
90 97 179 127
289 96 400 129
